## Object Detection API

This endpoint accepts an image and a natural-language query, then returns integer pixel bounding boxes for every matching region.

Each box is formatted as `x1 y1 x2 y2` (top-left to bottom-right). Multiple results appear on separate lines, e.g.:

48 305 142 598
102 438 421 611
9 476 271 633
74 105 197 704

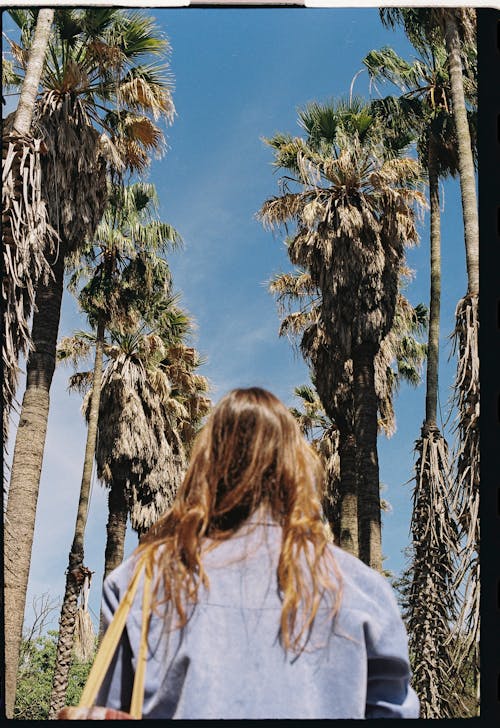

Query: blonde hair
139 386 342 652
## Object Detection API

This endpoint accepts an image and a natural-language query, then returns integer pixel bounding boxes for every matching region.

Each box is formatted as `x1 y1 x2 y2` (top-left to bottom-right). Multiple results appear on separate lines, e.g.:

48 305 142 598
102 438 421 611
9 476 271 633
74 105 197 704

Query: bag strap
129 559 152 718
78 555 152 718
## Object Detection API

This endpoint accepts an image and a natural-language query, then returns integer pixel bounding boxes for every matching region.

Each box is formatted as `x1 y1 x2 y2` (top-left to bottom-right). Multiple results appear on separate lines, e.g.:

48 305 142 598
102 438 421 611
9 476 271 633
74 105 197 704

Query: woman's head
141 387 340 652
178 386 324 532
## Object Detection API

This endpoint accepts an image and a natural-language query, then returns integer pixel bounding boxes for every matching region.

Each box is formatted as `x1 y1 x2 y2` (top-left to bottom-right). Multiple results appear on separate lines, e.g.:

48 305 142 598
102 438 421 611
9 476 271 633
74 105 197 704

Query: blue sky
4 7 469 633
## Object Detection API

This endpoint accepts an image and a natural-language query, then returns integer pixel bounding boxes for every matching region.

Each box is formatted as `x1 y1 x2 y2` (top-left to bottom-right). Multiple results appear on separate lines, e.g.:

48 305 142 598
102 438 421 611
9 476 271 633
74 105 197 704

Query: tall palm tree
379 9 479 698
2 8 55 448
271 267 427 554
47 182 181 715
59 313 210 634
94 324 210 566
380 8 478 288
259 98 425 569
364 38 470 717
4 8 174 716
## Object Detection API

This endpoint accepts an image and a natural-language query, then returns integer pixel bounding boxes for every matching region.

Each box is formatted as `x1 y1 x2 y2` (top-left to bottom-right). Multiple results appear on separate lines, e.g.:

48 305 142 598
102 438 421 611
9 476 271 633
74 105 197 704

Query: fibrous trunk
407 425 457 718
450 293 479 690
2 129 56 447
405 141 457 717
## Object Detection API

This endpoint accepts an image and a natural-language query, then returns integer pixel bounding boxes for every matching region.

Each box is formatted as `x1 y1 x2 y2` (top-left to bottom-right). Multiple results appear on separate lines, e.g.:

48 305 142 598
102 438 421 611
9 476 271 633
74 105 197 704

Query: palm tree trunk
444 10 479 293
13 8 54 136
3 5 56 445
4 251 64 718
425 143 441 427
321 441 340 544
338 430 358 556
103 480 129 581
444 13 480 694
48 317 105 718
352 341 382 571
406 141 457 718
99 481 128 638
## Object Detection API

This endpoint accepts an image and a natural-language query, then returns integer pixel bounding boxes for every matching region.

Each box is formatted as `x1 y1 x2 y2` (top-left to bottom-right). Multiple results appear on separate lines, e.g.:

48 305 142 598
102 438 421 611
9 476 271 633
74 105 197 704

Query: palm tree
47 182 181 715
363 39 465 717
379 9 479 699
271 267 427 556
94 324 210 564
2 8 56 448
380 8 478 289
269 267 357 554
59 312 210 633
259 98 425 569
4 8 174 716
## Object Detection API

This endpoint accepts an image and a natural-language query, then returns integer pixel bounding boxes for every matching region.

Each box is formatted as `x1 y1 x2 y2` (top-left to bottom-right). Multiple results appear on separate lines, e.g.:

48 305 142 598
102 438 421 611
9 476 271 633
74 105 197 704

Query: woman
96 387 419 719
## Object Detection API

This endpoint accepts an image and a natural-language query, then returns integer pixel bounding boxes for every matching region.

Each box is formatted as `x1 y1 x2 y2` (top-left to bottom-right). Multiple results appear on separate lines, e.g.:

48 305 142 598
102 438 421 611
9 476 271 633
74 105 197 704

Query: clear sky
4 7 468 633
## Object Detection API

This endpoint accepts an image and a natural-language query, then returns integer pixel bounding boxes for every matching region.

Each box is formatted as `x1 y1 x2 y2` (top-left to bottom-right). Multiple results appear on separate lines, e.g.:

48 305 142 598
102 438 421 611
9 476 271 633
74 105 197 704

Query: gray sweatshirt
96 513 419 719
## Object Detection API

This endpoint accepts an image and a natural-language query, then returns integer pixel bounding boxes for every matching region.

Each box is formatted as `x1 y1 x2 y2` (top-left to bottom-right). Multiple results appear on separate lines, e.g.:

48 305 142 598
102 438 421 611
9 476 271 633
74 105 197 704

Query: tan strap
78 555 152 717
129 558 152 718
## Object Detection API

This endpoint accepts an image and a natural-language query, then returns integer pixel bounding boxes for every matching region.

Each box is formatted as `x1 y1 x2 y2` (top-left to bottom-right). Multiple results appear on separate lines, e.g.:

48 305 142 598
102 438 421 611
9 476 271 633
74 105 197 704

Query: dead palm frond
404 424 459 718
72 571 95 663
79 324 210 538
448 292 479 679
2 122 58 444
35 92 109 253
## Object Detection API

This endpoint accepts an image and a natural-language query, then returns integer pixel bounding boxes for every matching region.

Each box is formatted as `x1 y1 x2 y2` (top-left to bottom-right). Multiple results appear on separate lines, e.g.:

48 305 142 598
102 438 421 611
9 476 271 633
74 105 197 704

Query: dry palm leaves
95 351 186 537
73 570 96 663
2 125 58 444
36 91 108 253
405 424 460 718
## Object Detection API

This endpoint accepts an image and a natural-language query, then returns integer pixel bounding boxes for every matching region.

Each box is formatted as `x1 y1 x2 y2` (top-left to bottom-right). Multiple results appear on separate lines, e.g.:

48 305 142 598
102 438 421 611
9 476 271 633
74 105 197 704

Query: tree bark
48 316 106 718
425 142 441 427
352 341 382 571
444 11 479 294
322 451 340 545
99 481 129 637
103 480 129 581
4 251 64 718
13 8 54 136
338 430 358 556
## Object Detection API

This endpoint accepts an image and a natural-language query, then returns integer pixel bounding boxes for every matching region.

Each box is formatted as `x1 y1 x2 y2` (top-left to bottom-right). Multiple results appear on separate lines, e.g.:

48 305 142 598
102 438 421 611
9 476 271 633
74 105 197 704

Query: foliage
14 630 94 720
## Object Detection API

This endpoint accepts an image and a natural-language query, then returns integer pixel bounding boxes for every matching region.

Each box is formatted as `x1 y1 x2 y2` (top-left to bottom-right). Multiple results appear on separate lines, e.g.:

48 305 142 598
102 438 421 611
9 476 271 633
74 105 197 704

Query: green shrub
14 630 94 720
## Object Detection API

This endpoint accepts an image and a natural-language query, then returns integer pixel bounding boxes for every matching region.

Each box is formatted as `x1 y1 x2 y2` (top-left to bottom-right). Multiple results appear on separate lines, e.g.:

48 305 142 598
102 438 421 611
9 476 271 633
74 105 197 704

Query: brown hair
138 386 342 652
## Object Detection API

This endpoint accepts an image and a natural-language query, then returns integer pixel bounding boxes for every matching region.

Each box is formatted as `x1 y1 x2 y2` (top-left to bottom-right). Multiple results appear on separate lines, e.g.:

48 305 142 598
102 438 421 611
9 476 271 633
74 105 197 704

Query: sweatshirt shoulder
103 551 141 595
329 544 397 606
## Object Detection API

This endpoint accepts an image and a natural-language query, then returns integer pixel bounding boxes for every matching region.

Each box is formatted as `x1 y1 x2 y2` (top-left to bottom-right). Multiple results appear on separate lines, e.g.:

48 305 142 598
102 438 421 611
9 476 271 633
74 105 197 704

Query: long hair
138 386 342 652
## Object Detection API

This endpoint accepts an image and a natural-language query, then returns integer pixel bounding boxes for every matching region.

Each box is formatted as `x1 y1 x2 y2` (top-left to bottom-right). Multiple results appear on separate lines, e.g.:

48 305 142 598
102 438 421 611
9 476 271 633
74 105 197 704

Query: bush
14 630 94 720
